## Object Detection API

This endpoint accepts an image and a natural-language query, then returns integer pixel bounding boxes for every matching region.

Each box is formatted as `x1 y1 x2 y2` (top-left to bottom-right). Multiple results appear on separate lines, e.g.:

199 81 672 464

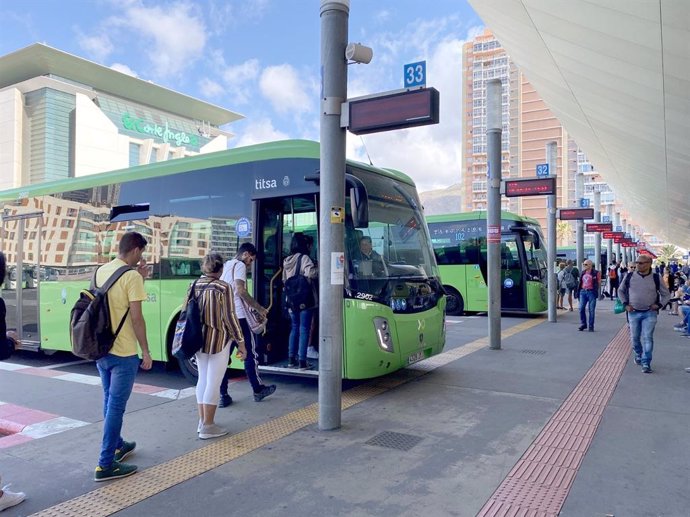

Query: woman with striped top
192 253 246 439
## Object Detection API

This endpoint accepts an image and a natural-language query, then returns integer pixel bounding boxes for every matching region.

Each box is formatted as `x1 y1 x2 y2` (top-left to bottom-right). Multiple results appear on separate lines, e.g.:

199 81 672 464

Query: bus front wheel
444 287 464 316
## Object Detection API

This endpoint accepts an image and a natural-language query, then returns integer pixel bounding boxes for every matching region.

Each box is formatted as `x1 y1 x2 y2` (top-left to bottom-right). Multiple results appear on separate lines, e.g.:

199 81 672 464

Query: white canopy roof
469 0 690 246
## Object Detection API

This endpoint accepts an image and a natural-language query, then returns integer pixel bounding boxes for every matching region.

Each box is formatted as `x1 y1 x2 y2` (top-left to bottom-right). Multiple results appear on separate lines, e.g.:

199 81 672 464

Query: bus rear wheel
167 317 199 384
177 355 199 384
444 286 464 316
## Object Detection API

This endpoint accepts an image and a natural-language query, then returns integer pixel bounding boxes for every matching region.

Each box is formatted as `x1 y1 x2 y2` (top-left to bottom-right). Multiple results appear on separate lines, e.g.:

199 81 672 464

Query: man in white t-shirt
219 243 275 404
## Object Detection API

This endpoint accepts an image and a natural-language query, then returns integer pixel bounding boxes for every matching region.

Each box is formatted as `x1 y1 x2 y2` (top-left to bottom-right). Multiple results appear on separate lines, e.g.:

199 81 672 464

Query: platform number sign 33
404 61 426 88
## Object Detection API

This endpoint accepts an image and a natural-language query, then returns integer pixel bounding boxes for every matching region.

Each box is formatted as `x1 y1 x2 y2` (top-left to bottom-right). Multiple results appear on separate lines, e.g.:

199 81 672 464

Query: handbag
172 279 213 360
231 262 267 335
613 298 625 314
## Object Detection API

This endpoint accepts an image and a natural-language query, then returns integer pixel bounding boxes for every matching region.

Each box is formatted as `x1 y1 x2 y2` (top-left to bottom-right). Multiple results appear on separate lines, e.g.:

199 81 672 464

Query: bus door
1 211 44 351
254 194 318 370
500 235 526 311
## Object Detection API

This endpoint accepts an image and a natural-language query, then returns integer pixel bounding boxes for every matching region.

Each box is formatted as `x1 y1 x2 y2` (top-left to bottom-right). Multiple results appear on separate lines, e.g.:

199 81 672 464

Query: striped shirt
188 276 244 354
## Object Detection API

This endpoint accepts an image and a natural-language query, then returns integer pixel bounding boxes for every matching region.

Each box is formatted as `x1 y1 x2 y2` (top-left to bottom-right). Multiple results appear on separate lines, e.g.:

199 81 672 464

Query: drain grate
520 349 547 355
365 431 423 451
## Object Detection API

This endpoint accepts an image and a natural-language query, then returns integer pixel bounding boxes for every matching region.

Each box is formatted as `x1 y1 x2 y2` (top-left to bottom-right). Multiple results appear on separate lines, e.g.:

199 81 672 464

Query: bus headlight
373 317 394 353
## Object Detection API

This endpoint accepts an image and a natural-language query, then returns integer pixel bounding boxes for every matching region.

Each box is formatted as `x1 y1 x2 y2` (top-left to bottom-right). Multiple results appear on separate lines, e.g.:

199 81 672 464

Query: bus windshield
345 173 441 310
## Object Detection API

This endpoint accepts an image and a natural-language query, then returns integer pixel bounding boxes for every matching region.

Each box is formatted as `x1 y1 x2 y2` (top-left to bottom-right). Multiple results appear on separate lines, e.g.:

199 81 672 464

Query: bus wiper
392 183 419 211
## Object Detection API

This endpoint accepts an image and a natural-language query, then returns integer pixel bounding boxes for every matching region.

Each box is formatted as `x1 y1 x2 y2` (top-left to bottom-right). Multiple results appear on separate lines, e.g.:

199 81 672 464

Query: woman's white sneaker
199 424 228 439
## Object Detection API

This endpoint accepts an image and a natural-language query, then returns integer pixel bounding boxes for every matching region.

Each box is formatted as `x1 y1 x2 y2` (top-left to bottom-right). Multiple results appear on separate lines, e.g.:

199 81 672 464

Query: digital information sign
602 231 625 239
347 87 440 135
502 177 556 197
558 208 594 220
586 222 613 232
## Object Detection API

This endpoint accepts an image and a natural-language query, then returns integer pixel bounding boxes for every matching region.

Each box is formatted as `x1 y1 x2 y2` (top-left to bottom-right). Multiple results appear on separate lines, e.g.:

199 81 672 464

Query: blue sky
1 0 484 192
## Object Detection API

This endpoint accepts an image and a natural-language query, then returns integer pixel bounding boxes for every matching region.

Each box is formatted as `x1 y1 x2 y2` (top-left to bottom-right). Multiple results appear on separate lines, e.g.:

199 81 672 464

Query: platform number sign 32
404 61 426 88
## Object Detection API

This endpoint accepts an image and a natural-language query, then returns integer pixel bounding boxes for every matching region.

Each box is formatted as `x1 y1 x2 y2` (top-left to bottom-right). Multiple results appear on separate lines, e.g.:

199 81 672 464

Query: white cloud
232 118 289 148
199 77 224 98
221 58 260 105
259 64 311 115
113 1 207 78
345 21 481 193
77 32 113 62
110 63 138 77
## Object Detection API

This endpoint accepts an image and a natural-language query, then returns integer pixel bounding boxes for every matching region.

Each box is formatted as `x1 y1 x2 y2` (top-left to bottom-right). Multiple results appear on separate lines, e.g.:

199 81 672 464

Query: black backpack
284 254 315 311
172 279 214 360
70 265 132 361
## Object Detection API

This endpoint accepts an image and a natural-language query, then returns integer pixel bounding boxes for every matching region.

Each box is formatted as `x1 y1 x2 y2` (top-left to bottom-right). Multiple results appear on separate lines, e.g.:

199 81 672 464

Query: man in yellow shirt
94 232 152 481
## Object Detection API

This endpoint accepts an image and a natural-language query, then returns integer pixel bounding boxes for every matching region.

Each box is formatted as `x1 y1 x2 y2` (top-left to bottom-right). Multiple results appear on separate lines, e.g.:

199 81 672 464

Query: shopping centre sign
121 113 200 147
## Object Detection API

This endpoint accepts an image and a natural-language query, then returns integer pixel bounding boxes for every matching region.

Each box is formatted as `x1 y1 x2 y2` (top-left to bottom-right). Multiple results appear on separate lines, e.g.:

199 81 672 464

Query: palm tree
658 244 681 263
556 221 572 247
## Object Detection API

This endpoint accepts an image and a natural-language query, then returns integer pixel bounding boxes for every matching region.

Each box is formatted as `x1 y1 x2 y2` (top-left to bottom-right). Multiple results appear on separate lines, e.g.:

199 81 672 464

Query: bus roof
426 211 541 227
0 139 415 202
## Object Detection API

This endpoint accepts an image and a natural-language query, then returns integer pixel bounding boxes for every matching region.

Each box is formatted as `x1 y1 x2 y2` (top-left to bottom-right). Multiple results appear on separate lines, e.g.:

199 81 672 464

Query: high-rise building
462 30 516 214
462 30 620 240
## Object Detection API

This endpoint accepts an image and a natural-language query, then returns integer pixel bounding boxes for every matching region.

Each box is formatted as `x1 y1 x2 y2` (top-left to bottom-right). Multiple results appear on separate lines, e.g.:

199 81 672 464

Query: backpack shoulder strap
623 271 632 291
99 265 133 292
89 268 99 290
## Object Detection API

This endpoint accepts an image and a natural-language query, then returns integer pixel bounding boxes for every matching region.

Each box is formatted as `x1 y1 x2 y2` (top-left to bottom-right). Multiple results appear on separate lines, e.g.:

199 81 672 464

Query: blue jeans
289 308 314 361
579 289 597 328
96 353 140 467
628 310 658 366
680 305 690 327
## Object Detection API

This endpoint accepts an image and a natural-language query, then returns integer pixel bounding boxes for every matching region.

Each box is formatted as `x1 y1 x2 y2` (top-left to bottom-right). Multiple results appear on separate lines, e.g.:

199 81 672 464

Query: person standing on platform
0 252 27 511
220 243 276 403
93 232 152 481
619 255 670 373
608 261 620 300
577 260 601 332
193 253 246 439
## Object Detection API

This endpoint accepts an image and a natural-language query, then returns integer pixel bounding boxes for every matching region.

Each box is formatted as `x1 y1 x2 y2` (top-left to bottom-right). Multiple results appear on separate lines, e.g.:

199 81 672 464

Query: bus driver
355 236 386 277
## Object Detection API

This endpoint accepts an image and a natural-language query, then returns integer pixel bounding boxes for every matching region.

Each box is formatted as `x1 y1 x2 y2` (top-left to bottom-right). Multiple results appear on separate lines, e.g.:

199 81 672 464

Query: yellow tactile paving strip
32 317 545 517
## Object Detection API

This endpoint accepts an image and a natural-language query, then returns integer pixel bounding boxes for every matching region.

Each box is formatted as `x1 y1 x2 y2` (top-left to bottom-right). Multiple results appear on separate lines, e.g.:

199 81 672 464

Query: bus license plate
407 351 425 365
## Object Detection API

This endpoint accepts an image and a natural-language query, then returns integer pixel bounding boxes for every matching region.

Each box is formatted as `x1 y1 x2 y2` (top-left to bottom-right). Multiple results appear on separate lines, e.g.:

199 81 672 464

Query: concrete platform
1 300 689 516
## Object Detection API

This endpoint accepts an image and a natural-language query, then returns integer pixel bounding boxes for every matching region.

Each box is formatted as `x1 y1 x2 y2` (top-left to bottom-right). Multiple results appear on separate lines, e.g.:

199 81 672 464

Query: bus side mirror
346 174 369 228
530 230 541 249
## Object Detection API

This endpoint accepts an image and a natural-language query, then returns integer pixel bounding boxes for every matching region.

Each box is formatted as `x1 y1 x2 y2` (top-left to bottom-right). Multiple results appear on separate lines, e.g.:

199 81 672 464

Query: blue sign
602 215 611 223
579 198 590 208
235 217 251 238
403 60 426 88
503 278 514 288
536 163 549 177
615 225 623 231
683 255 689 260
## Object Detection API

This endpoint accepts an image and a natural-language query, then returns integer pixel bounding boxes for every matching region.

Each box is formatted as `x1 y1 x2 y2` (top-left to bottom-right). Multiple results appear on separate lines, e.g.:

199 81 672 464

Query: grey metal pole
615 211 621 264
319 0 348 431
486 78 502 350
575 172 584 268
546 141 558 322
593 190 601 272
606 204 613 266
621 218 628 266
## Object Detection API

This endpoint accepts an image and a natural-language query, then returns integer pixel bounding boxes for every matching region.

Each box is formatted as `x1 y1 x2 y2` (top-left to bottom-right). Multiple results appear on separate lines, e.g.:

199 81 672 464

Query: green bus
0 140 446 381
427 211 548 315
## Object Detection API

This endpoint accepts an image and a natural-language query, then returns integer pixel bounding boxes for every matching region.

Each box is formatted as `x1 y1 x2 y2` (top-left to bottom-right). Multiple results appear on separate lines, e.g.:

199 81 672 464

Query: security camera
345 43 373 64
